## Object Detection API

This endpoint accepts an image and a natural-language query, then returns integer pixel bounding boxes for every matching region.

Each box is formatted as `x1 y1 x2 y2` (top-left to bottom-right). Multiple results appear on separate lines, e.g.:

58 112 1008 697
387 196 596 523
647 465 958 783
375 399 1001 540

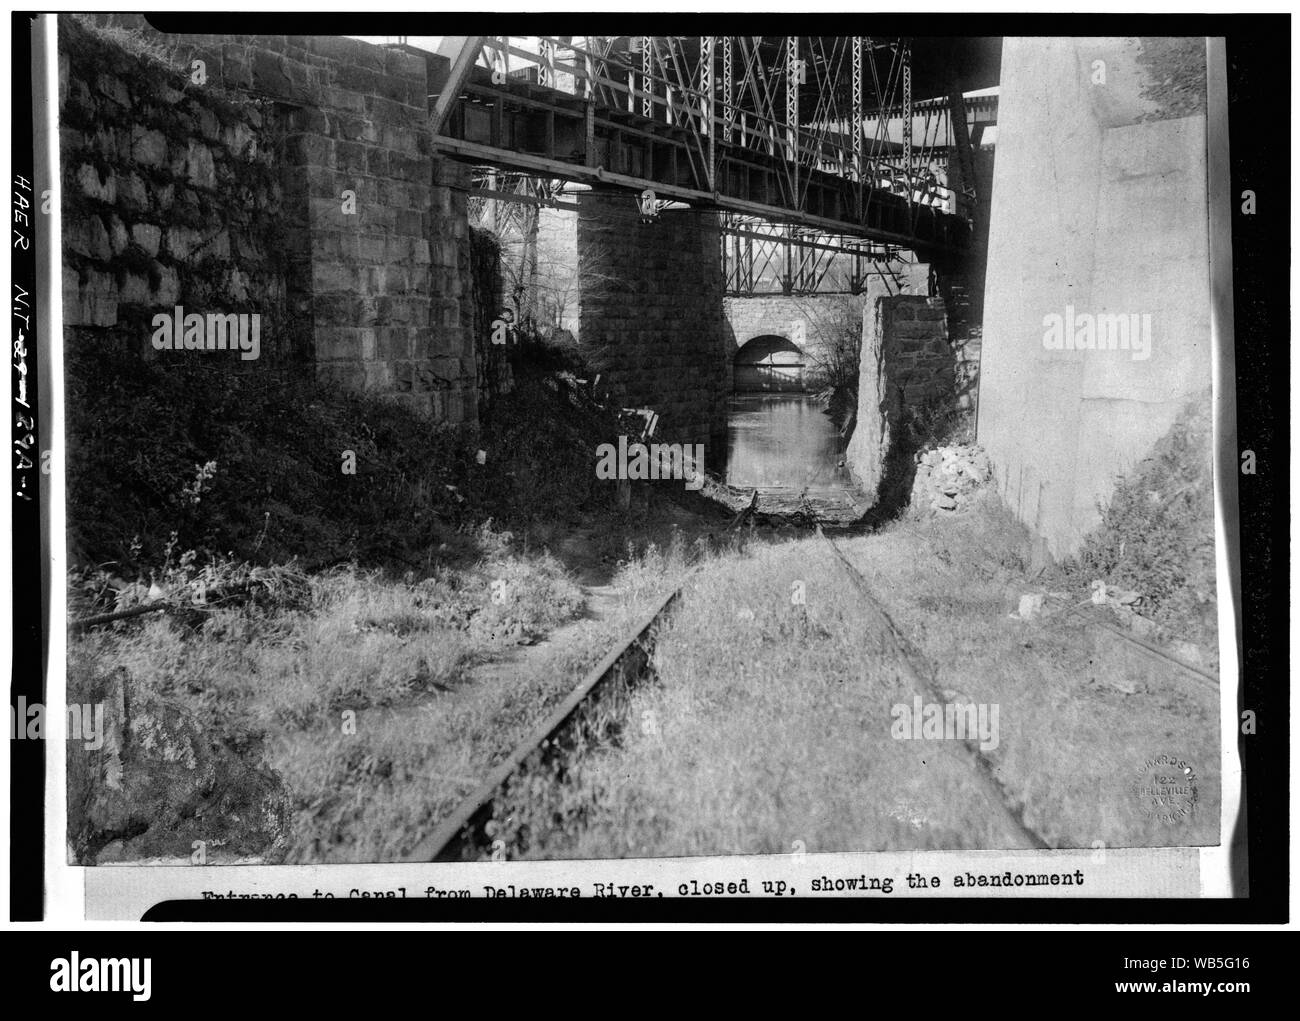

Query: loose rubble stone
1016 593 1045 619
911 443 992 514
66 666 291 864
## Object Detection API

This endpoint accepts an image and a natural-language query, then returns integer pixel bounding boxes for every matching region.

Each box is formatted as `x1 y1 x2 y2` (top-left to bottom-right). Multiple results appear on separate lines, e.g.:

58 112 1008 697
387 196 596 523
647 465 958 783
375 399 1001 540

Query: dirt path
464 577 625 690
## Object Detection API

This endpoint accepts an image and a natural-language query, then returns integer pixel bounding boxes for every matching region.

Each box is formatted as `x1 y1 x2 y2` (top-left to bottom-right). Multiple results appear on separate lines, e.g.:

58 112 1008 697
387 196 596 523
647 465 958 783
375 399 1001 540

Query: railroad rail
415 490 1173 860
895 519 1220 691
813 521 1052 850
84 499 1207 862
411 509 1061 861
1043 594 1219 691
406 580 688 862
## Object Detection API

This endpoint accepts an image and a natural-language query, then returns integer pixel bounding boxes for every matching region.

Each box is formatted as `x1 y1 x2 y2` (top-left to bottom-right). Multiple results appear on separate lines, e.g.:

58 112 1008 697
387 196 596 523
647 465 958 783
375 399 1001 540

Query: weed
1056 393 1216 650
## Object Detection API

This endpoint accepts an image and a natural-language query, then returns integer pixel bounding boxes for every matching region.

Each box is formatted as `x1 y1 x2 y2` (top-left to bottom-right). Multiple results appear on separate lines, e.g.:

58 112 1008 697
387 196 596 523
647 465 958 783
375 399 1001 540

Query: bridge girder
425 35 981 255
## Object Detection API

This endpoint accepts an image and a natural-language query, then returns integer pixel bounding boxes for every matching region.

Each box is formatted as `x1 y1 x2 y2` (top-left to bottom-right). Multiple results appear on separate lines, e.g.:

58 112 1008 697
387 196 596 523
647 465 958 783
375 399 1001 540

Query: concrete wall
576 190 729 446
978 37 1211 555
61 16 479 425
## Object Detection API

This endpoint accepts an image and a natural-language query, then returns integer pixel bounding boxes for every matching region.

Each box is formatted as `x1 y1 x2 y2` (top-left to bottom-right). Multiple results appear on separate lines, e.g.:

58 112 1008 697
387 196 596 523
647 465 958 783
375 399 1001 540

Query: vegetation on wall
61 15 296 360
66 338 626 580
1056 393 1217 650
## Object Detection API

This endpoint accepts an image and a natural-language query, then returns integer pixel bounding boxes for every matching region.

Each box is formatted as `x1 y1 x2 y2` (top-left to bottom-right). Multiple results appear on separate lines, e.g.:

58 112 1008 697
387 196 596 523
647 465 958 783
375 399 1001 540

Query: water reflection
723 394 854 499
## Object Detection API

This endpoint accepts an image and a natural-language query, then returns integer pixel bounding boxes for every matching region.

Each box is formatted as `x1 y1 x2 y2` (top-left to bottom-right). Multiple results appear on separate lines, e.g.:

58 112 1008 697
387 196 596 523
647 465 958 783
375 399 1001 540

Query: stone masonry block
131 223 161 257
67 268 117 327
317 361 366 392
334 140 367 174
891 321 944 340
315 327 368 362
306 35 385 71
76 164 116 203
66 215 112 260
312 261 361 293
321 87 367 114
288 133 334 166
375 326 410 360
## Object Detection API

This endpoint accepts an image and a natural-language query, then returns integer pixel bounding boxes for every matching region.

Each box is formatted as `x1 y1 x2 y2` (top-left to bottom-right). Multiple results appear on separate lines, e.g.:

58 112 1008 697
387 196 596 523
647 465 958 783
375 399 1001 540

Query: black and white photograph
6 7 1289 938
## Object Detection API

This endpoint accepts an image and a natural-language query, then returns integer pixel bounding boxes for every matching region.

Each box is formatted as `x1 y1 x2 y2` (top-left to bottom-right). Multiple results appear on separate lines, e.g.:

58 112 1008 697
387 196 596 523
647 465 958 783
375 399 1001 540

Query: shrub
65 340 622 577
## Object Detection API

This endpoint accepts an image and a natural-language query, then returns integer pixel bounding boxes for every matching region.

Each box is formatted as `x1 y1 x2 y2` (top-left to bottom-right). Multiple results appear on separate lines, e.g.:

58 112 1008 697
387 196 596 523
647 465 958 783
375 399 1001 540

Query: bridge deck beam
429 57 972 255
434 134 964 255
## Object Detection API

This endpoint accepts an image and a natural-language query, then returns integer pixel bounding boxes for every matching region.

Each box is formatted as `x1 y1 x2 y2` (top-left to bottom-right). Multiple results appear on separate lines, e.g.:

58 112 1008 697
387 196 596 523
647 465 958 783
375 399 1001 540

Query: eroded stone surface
66 665 291 865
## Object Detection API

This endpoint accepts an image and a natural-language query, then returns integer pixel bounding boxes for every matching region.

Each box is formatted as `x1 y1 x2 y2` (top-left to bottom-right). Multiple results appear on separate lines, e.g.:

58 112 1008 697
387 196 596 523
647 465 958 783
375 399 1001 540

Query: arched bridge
733 334 806 393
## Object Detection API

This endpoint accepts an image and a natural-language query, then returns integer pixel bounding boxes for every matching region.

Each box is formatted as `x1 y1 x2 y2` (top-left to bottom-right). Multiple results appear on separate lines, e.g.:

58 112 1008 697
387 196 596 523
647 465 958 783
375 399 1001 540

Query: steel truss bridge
427 35 989 291
719 214 911 296
466 172 918 298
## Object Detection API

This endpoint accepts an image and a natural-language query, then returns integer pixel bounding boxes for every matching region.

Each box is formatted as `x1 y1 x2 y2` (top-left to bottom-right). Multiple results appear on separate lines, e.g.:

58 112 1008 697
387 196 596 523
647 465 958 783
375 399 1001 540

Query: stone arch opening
733 334 806 393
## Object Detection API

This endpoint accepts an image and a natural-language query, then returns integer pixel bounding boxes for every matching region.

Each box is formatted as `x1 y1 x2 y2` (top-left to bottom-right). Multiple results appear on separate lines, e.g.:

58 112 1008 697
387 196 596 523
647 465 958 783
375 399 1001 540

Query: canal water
722 394 862 517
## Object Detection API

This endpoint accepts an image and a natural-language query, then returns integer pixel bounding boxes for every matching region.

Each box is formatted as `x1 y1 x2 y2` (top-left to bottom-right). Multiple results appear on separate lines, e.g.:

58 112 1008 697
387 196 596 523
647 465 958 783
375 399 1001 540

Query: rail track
80 485 1213 863
409 502 1063 862
1042 593 1219 690
417 491 1217 860
892 519 1219 691
411 500 1217 860
405 580 688 862
812 522 1053 850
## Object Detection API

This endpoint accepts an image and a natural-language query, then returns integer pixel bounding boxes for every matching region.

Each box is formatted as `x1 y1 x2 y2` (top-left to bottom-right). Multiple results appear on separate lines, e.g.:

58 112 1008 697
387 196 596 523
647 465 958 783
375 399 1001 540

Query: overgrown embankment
66 341 626 578
65 330 734 863
68 523 597 863
1054 393 1218 653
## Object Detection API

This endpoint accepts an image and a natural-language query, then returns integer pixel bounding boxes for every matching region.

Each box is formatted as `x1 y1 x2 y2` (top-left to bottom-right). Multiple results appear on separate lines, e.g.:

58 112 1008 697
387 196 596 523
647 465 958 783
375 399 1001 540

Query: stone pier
576 190 729 446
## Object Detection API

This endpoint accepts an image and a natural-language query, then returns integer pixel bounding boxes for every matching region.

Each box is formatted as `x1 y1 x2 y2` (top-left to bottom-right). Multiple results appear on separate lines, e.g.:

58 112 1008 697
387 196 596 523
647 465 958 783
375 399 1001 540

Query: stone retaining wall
846 294 959 501
60 16 479 425
576 190 729 446
60 18 290 361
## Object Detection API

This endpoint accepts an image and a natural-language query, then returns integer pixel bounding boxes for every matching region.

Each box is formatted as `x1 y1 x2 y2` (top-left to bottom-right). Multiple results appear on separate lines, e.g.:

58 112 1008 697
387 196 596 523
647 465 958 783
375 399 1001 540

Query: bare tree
794 295 866 395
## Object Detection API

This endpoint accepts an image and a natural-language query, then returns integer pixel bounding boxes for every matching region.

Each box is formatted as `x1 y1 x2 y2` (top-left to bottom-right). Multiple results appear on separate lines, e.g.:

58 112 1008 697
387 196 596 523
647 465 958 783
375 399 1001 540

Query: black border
14 11 1289 925
2 930 1288 1005
11 11 46 923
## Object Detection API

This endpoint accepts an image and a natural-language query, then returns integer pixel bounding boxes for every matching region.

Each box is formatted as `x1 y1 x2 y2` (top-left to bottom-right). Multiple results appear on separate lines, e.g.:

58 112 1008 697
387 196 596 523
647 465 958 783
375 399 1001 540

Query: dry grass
512 494 1220 859
72 495 1219 863
69 526 639 863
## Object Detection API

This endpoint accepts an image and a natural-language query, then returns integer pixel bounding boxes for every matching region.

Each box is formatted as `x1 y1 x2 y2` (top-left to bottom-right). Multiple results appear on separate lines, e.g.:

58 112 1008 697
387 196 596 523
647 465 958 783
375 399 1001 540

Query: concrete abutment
977 37 1210 556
